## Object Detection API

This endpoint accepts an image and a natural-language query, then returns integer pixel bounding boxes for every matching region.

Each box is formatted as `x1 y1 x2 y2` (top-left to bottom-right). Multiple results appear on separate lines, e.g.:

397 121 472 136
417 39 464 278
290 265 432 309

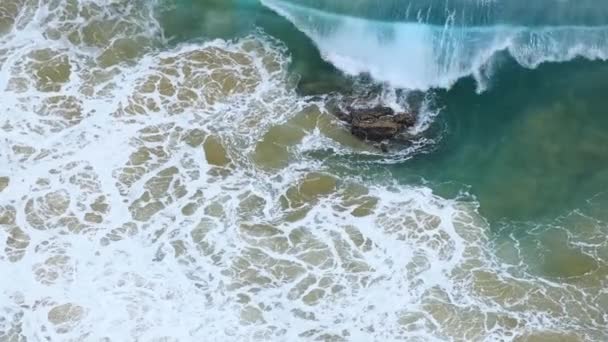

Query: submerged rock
334 105 416 142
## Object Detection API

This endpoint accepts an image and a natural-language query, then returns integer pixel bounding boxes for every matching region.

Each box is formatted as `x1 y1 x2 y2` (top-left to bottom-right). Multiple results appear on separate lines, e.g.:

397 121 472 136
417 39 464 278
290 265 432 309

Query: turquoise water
158 0 608 285
2 0 607 340
261 0 608 26
160 0 349 91
164 0 608 281
398 58 608 222
161 0 608 294
170 0 608 222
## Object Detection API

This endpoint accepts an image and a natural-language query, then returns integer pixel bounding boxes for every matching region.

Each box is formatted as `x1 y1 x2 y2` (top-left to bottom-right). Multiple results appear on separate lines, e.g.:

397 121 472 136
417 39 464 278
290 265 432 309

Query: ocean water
0 0 607 341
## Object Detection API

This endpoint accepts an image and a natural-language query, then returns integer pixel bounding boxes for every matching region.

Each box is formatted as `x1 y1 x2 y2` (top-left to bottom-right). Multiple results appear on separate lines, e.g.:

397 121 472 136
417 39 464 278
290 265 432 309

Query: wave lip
262 0 608 91
264 0 608 27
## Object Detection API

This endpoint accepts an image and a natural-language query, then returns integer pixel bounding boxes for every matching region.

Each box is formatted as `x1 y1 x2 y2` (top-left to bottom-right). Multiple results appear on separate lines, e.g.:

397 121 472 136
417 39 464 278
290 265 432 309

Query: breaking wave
262 0 608 91
0 0 607 341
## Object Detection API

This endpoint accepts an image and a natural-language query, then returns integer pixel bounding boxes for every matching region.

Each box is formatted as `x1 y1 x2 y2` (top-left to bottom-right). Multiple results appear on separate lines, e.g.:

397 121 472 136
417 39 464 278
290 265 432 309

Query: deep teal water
158 0 608 222
396 57 608 222
157 0 608 278
257 0 608 26
159 0 348 90
4 1 608 339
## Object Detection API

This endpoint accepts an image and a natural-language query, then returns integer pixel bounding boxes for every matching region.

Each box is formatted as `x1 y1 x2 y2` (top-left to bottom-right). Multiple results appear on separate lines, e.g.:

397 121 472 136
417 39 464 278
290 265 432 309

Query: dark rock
345 106 416 141
333 107 353 123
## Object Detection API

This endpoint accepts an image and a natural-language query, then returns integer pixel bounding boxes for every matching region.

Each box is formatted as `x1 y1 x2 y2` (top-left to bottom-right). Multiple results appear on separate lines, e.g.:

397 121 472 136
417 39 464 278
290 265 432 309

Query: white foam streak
1 1 607 341
262 0 608 91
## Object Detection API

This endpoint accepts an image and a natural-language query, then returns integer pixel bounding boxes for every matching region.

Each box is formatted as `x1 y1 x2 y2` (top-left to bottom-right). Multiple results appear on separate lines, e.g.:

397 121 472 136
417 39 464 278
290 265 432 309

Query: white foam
1 1 607 341
262 0 608 92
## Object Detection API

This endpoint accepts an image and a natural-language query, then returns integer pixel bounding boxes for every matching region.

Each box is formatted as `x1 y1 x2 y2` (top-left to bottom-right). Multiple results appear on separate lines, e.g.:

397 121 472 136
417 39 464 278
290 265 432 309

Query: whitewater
262 0 608 91
0 0 607 341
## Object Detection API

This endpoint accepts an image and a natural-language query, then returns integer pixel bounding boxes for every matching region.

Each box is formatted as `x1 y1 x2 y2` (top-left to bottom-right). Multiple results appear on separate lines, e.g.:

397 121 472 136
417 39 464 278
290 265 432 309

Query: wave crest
262 0 608 91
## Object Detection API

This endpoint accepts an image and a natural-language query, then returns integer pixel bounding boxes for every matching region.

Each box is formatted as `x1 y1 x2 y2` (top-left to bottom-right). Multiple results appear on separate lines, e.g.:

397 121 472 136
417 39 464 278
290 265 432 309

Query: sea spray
262 0 608 91
0 0 607 341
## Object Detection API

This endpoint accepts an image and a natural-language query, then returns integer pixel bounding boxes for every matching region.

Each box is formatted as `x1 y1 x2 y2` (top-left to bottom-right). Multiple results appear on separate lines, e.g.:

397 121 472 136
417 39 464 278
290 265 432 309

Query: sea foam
1 1 607 341
262 0 608 92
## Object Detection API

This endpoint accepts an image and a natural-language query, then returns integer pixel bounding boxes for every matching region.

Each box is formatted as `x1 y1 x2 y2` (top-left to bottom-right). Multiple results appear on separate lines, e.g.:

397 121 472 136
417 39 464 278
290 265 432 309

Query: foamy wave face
1 0 608 341
262 0 608 91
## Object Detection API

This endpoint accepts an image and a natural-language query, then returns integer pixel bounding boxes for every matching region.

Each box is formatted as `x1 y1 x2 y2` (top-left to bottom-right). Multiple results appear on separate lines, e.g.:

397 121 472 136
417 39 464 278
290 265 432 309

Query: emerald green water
4 0 608 339
166 1 608 283
122 0 608 318
397 58 608 223
158 0 608 229
159 0 349 92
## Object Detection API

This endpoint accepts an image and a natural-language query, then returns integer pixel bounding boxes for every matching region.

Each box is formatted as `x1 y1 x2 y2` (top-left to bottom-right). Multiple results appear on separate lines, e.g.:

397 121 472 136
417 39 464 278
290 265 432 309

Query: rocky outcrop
334 106 416 142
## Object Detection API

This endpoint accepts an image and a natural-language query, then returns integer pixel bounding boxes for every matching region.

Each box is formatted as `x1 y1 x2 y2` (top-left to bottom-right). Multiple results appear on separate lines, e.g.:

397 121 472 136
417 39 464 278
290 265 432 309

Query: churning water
0 1 607 341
